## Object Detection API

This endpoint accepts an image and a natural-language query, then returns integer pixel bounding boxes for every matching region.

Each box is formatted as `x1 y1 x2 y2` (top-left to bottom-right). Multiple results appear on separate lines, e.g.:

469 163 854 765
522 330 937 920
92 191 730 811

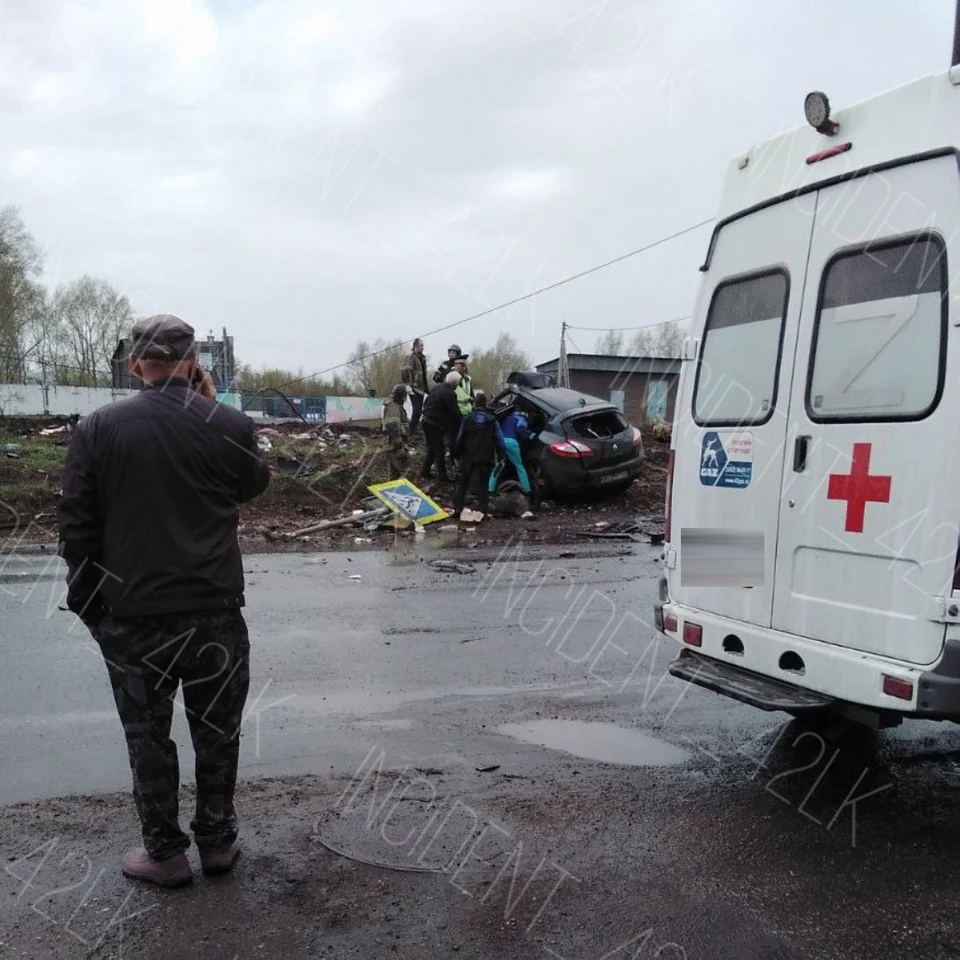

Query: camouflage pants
385 440 409 478
92 610 250 860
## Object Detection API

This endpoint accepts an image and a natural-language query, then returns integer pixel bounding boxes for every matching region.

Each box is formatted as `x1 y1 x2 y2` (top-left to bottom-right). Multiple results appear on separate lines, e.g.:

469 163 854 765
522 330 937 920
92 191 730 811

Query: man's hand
194 366 217 400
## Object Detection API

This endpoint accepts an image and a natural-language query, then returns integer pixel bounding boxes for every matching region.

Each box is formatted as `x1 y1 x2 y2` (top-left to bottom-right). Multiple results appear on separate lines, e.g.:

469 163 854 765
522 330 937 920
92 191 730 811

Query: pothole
498 719 689 767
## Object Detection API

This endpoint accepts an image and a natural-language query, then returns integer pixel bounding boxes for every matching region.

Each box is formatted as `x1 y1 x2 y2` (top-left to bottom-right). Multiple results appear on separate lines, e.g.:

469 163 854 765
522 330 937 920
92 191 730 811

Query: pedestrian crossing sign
367 479 449 525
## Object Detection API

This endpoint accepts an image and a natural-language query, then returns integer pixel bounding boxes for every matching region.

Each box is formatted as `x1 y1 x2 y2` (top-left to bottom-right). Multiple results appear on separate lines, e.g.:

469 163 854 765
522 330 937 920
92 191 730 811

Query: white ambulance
656 69 960 728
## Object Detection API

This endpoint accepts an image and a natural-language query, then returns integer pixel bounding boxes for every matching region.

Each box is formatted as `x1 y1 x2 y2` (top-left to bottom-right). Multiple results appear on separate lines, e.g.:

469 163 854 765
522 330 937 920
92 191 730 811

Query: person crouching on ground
420 370 462 483
452 391 505 520
489 406 538 512
382 383 410 477
56 314 270 889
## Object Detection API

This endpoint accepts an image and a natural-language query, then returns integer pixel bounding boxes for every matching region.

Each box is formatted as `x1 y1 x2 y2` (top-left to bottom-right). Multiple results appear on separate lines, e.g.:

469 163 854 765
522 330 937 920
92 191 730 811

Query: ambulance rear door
772 154 958 665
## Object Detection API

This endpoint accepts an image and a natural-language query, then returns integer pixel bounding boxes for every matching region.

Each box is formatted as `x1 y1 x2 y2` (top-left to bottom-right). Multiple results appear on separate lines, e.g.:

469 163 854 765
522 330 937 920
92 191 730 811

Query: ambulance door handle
793 435 811 472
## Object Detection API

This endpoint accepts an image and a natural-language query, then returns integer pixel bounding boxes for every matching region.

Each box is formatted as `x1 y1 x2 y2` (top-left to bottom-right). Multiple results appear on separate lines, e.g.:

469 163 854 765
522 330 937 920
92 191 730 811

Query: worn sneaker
121 848 192 888
199 841 241 876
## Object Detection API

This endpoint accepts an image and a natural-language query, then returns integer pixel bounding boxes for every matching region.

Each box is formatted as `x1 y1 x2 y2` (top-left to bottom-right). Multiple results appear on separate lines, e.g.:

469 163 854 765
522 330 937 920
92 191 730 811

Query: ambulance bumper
655 600 960 721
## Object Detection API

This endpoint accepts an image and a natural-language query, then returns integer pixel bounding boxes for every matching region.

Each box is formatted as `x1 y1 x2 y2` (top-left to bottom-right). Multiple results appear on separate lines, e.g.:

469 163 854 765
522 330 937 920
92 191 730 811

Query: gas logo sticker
699 431 753 489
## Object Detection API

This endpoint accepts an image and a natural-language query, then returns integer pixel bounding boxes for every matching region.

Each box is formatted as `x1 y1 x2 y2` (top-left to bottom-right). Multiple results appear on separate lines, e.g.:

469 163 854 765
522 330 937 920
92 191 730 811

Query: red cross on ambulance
826 442 892 533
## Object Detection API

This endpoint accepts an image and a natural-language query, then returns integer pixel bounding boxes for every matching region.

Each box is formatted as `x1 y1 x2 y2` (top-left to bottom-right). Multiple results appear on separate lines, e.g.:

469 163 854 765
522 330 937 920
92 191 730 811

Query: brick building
535 354 681 425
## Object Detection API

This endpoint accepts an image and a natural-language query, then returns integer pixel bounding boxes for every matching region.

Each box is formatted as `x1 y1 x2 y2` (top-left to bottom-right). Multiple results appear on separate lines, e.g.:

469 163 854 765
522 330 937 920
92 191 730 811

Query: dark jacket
420 382 462 435
57 380 270 620
401 352 428 393
453 409 505 463
432 358 456 384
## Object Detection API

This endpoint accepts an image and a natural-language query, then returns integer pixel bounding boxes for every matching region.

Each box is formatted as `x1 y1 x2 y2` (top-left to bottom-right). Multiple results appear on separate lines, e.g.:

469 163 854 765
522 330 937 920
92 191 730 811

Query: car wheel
528 460 551 500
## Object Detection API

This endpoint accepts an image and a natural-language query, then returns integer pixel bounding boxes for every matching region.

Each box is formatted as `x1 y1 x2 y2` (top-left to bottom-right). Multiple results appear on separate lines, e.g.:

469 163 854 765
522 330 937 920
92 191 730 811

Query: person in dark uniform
419 370 462 483
452 390 505 519
382 382 410 477
431 343 462 385
57 314 270 888
400 338 428 435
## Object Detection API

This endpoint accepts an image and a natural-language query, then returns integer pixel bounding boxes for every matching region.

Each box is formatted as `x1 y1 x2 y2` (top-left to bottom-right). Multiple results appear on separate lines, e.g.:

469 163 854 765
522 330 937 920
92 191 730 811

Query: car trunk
564 409 634 471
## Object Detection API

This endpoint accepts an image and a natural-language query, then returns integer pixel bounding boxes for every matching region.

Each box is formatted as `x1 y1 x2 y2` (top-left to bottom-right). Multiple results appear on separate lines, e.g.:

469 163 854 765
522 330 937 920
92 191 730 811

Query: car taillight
630 426 642 447
664 614 678 633
882 675 913 701
682 621 702 647
664 450 675 542
549 439 594 458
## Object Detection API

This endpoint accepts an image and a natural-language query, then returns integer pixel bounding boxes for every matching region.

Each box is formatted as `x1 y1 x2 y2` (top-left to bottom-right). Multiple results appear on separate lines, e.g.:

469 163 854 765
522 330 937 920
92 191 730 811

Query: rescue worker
420 370 462 483
400 338 428 435
452 391 505 520
489 406 538 508
57 314 270 888
453 355 474 417
382 383 410 477
432 343 461 385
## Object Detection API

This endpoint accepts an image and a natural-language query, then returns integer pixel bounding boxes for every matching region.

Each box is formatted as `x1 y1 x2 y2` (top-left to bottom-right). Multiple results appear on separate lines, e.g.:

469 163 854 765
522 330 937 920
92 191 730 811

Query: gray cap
130 314 196 362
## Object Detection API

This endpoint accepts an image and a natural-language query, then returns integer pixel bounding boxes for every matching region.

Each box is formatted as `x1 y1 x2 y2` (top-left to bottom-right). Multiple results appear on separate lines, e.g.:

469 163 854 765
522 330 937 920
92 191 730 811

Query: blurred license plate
600 470 629 484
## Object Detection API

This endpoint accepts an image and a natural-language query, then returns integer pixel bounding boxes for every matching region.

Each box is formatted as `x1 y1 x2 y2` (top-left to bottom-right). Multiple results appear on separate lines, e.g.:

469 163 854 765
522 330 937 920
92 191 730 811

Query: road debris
430 560 477 575
475 764 501 773
281 507 391 539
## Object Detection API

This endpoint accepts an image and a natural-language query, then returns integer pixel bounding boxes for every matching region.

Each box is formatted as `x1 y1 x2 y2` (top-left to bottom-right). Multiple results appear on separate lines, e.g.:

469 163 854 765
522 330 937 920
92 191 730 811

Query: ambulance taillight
882 675 914 701
683 622 703 647
664 450 675 542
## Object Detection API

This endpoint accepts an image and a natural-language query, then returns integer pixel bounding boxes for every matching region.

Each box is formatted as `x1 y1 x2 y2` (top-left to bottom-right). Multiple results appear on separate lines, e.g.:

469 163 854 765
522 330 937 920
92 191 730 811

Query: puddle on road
498 720 688 767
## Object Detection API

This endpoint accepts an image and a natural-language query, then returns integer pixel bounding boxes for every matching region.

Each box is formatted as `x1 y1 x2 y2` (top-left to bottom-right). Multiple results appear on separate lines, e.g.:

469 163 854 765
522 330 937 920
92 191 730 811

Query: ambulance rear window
693 269 788 426
807 235 947 422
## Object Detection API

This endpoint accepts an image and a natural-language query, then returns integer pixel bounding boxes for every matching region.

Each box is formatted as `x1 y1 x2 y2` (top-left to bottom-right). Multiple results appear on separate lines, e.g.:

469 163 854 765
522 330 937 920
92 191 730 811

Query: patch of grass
0 431 68 472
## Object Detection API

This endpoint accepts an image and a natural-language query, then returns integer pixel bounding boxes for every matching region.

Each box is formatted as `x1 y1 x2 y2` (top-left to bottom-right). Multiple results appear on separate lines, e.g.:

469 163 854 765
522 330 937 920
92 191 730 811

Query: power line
566 315 692 333
274 216 715 392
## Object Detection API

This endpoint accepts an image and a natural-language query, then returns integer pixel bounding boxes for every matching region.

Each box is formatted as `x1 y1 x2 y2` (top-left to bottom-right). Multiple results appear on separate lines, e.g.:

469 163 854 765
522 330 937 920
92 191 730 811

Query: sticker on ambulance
699 431 753 488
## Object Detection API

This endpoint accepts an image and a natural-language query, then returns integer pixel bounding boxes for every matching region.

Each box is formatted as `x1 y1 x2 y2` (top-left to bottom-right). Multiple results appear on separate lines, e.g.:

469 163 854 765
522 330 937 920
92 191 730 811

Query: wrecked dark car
489 372 644 498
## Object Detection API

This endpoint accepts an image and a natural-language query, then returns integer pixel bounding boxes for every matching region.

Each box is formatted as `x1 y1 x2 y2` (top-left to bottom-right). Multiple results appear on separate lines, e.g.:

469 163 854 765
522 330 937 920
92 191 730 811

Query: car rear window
567 410 628 439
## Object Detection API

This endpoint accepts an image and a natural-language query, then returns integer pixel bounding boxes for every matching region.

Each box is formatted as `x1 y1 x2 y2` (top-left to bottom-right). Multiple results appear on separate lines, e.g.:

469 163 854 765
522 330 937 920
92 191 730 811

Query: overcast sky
1 0 954 376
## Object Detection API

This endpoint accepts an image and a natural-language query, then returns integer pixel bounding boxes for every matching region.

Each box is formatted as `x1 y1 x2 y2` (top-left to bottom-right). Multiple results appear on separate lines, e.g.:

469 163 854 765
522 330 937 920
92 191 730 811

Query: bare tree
234 363 352 397
346 338 406 397
628 320 689 358
51 277 133 387
465 332 531 394
594 330 625 355
0 206 45 382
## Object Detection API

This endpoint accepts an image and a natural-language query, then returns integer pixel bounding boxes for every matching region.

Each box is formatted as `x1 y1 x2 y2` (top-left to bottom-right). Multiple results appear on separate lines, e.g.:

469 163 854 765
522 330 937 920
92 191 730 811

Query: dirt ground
0 415 669 551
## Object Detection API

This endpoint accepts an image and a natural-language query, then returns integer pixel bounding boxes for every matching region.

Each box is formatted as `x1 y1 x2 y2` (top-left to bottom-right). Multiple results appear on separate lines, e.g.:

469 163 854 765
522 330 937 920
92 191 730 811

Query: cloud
0 0 955 375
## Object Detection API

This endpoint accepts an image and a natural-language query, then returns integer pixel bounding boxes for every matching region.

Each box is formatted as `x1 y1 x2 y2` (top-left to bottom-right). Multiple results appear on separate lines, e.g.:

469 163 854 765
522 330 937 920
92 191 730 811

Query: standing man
382 382 410 477
432 343 461 385
420 370 462 483
400 338 428 436
453 355 475 415
452 391 504 520
57 315 270 889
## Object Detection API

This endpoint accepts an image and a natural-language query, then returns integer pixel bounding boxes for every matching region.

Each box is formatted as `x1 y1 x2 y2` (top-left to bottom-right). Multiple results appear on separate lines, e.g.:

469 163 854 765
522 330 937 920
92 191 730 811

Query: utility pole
558 321 571 388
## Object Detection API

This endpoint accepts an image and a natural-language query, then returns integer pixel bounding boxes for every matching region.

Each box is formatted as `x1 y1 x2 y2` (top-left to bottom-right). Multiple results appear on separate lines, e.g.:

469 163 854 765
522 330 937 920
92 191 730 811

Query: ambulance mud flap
668 649 835 713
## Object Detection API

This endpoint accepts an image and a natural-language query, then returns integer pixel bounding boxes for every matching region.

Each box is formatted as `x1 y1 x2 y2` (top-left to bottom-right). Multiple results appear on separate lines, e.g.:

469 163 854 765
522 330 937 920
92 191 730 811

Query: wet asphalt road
2 540 960 960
